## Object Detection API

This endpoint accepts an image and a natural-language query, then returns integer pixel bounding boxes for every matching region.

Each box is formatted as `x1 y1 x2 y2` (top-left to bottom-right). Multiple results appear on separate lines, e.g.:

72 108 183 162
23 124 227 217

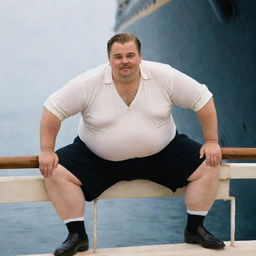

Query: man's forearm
40 108 61 152
196 98 219 144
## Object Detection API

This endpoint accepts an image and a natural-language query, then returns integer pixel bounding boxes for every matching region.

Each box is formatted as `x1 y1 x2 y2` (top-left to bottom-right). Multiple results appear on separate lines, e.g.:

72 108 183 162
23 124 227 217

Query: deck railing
0 148 256 252
0 147 255 169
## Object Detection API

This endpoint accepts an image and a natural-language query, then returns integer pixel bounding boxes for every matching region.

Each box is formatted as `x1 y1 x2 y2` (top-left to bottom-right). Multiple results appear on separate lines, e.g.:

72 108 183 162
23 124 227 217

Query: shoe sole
54 245 89 256
77 245 89 251
185 237 225 249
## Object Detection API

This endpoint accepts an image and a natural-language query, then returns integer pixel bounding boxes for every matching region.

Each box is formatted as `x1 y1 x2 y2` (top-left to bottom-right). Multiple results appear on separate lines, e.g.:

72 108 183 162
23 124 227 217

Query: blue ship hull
115 0 256 240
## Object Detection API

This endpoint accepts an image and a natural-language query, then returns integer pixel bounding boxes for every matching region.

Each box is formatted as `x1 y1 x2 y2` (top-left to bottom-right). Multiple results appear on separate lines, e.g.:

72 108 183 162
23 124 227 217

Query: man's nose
121 57 128 63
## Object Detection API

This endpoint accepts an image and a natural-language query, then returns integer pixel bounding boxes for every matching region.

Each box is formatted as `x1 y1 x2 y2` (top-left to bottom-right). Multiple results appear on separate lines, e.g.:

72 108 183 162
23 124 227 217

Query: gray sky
0 1 116 156
0 0 116 109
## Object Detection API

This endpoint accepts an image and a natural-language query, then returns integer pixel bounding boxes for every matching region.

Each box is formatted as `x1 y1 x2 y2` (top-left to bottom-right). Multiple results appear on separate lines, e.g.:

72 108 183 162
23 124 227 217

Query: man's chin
119 71 132 78
120 69 130 74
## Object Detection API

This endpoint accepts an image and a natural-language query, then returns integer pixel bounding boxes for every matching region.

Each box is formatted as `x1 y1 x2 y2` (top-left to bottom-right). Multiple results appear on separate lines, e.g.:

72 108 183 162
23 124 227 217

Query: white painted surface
19 241 256 256
3 163 255 204
1 163 256 255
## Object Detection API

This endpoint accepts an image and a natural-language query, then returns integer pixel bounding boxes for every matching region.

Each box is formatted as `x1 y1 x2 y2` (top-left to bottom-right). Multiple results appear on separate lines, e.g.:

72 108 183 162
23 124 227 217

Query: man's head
107 33 141 57
107 33 142 82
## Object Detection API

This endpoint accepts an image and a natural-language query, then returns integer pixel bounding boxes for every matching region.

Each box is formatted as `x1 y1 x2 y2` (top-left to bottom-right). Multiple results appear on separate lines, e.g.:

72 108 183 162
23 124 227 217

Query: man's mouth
120 65 130 70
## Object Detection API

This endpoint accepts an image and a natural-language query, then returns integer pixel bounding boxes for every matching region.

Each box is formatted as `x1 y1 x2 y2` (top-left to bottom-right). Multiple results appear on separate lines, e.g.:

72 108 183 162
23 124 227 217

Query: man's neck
113 72 141 106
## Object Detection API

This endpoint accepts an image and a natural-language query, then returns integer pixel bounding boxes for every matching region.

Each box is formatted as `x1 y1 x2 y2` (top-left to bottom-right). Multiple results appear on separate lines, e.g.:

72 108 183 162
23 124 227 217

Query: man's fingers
53 156 59 169
211 156 218 167
40 164 47 177
39 152 59 177
206 155 221 167
210 156 216 166
200 148 205 159
201 142 222 167
206 156 211 166
40 162 54 177
44 165 50 177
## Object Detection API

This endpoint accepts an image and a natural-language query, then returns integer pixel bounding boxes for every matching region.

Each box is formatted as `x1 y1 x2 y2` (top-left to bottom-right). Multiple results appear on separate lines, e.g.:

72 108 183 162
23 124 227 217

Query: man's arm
39 108 61 177
196 97 222 167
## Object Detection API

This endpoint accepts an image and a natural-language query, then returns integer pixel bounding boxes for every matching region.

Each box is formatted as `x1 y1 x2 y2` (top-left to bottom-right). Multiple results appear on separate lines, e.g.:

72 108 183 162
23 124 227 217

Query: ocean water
0 1 244 255
0 186 230 255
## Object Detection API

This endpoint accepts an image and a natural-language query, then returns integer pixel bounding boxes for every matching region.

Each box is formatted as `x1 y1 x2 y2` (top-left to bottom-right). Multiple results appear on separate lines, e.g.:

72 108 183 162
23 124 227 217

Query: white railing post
93 199 98 253
230 196 236 247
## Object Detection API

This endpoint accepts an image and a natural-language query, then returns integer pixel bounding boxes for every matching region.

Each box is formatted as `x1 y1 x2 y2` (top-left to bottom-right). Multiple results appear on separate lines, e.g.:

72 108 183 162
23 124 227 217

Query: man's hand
39 151 59 177
200 142 222 167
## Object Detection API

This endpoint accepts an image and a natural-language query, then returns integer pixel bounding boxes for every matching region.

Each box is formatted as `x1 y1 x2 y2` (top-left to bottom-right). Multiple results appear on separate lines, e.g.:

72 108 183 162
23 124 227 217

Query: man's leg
44 164 85 219
44 164 89 256
183 160 225 249
185 160 219 211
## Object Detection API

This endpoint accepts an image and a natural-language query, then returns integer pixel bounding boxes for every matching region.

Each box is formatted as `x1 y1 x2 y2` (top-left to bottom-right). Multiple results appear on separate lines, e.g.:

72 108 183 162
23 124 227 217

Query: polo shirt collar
140 61 151 80
103 64 113 84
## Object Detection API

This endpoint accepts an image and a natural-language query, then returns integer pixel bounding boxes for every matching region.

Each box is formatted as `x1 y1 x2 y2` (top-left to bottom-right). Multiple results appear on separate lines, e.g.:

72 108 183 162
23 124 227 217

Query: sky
0 0 117 158
0 0 116 110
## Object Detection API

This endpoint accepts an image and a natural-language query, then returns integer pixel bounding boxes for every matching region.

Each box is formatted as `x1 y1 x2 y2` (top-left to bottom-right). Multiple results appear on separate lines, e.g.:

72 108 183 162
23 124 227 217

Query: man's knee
44 165 82 186
44 165 64 184
201 165 219 183
188 161 219 182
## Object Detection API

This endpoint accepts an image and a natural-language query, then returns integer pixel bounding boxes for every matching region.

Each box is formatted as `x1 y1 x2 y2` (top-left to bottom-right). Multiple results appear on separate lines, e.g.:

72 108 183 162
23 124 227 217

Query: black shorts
56 132 205 201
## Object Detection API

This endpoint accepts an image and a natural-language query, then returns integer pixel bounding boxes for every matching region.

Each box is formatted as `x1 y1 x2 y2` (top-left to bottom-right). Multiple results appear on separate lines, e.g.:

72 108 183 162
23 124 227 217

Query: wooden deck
20 241 256 256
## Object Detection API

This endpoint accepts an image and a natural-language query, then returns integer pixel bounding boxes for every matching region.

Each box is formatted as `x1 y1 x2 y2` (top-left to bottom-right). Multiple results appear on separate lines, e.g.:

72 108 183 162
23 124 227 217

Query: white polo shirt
44 60 212 161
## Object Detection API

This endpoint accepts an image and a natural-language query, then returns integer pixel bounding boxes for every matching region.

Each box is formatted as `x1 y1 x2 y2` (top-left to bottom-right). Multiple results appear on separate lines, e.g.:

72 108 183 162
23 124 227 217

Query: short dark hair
107 33 141 56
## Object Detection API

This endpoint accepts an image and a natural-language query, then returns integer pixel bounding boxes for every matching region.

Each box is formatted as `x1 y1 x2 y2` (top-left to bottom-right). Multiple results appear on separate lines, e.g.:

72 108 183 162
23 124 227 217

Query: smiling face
108 40 141 82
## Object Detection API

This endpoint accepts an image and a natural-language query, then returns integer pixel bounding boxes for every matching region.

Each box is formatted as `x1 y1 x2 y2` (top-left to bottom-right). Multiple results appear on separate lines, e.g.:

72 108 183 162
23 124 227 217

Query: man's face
108 41 141 81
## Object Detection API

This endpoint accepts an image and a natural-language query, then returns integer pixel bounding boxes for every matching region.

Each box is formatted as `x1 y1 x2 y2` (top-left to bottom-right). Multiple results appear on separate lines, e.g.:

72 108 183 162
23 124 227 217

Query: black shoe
54 233 89 256
184 225 225 249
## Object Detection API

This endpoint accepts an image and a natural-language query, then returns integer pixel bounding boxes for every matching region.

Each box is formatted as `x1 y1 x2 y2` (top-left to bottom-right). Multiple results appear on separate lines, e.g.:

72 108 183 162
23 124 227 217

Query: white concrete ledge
222 163 256 179
0 175 230 204
2 163 256 204
2 163 256 256
19 241 256 256
0 176 49 203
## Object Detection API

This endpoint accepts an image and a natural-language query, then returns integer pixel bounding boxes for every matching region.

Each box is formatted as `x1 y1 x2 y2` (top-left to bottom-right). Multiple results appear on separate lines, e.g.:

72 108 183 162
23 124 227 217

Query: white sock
187 210 208 216
64 217 85 224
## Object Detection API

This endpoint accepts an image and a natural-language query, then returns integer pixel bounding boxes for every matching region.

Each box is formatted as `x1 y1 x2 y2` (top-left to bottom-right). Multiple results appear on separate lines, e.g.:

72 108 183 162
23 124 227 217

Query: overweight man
39 33 225 256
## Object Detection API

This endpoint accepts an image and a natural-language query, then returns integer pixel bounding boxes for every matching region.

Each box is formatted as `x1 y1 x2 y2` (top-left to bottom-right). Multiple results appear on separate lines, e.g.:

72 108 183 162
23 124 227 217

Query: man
39 33 225 256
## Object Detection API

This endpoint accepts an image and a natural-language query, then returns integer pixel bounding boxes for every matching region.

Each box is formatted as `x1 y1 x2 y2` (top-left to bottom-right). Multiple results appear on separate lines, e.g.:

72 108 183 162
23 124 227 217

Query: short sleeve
170 68 213 111
43 79 86 121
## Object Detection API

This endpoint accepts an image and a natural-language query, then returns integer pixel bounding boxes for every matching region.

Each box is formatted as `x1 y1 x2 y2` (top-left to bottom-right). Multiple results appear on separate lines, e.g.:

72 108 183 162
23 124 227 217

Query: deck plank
20 241 256 256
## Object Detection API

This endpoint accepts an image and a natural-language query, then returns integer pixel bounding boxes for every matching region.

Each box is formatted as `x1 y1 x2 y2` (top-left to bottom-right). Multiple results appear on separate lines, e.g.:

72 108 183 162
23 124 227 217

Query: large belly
79 116 176 161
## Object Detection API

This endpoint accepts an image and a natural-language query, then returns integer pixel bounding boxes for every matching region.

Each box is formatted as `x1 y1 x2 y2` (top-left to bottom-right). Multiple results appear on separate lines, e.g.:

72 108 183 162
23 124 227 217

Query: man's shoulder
141 60 173 77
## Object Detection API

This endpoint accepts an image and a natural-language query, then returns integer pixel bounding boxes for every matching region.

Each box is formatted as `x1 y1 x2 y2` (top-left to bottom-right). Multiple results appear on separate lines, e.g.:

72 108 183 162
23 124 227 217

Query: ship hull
116 0 256 240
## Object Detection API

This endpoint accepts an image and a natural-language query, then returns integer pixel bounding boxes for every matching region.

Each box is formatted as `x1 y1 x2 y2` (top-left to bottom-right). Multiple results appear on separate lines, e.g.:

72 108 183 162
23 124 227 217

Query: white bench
1 163 256 252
